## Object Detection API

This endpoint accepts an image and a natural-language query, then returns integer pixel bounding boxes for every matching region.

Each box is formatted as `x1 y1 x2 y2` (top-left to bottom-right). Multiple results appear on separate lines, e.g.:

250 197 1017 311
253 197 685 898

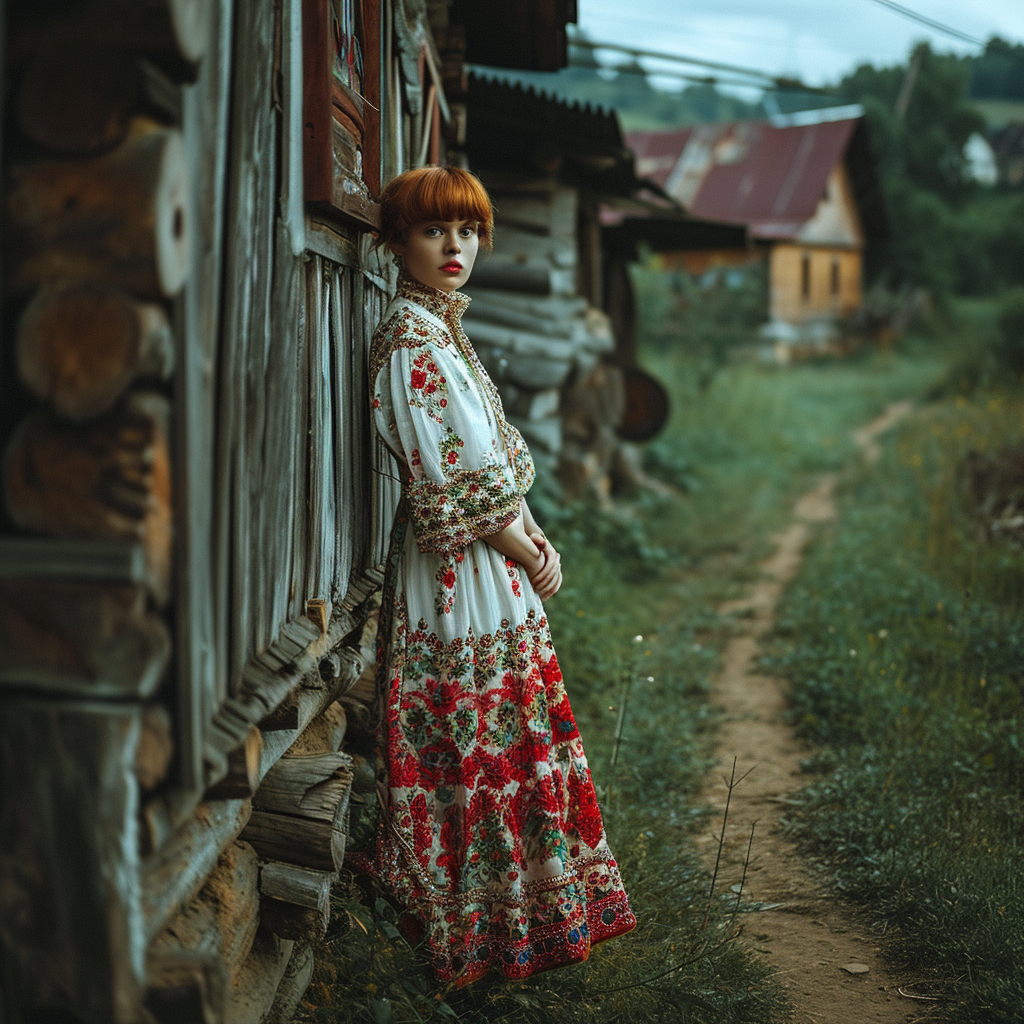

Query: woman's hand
528 533 562 601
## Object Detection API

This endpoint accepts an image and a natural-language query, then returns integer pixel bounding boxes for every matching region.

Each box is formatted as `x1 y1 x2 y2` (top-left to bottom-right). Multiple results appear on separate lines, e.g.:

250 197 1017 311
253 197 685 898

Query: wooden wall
769 244 862 323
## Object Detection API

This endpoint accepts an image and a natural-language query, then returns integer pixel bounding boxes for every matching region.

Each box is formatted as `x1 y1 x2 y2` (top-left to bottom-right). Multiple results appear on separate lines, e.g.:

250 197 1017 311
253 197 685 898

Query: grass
764 376 1024 1021
300 330 949 1023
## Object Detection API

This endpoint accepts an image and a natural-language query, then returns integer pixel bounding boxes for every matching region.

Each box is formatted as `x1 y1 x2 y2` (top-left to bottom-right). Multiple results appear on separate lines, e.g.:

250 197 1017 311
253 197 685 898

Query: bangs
379 167 494 250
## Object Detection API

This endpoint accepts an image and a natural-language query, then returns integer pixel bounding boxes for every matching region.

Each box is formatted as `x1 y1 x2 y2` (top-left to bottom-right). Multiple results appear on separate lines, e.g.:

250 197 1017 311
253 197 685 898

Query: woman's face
390 218 480 293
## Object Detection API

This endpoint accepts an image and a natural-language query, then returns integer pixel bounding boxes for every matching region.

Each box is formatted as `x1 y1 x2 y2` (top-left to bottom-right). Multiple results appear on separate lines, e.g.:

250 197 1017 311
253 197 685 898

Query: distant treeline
483 35 1023 131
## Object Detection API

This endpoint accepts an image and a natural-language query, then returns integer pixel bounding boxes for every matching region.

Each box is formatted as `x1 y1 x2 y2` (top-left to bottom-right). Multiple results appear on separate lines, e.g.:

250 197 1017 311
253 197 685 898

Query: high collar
397 270 471 322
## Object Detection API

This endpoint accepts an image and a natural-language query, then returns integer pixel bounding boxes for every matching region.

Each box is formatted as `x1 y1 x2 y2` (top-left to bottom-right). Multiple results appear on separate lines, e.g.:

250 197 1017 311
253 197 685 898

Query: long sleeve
373 338 521 555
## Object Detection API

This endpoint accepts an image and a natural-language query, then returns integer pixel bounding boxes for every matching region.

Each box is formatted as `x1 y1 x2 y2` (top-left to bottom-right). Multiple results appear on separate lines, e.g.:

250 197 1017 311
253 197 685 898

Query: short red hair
377 166 494 251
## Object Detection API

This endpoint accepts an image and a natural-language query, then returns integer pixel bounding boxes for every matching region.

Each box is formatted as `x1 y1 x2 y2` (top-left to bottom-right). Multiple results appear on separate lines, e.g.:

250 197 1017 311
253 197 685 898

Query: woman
365 166 635 986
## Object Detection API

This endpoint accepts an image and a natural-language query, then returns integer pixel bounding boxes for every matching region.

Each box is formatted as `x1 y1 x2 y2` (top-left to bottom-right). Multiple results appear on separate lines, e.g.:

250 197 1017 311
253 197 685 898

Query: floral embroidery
439 428 465 475
505 558 522 598
407 348 449 424
434 551 463 616
406 463 519 555
503 423 536 495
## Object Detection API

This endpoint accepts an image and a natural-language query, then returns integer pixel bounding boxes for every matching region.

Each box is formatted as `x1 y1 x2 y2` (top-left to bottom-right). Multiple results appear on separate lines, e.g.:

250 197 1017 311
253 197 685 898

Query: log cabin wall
0 0 438 1020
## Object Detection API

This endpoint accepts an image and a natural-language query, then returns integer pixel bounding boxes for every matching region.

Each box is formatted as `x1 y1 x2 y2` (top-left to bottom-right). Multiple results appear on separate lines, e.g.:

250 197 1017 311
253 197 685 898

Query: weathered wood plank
217 0 275 697
174 0 233 787
0 698 144 1024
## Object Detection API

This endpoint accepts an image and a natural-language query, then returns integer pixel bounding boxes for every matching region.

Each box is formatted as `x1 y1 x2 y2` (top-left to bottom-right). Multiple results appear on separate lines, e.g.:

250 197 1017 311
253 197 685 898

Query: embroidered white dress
364 274 635 985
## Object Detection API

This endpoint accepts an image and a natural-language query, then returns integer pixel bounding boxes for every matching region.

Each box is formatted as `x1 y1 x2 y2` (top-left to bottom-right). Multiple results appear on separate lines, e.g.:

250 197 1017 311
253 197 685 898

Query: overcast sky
576 0 1024 94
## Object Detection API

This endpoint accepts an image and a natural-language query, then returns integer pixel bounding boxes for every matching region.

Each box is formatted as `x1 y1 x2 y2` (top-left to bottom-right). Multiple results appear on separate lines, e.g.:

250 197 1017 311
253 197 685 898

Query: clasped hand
527 532 562 601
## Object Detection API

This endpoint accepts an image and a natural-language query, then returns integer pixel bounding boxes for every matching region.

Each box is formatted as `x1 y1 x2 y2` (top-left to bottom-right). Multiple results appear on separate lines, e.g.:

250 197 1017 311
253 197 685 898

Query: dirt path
698 401 920 1024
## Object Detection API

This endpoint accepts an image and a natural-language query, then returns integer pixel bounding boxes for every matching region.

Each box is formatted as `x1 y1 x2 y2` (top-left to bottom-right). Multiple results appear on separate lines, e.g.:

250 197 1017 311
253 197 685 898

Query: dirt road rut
698 402 920 1024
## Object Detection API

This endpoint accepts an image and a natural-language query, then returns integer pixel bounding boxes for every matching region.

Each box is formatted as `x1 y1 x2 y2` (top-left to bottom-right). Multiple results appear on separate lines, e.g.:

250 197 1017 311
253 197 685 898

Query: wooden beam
148 841 259 985
141 798 250 941
0 537 148 584
0 578 170 699
10 0 213 83
18 280 173 421
136 704 175 792
3 392 173 605
7 120 191 300
16 46 146 155
0 698 145 1024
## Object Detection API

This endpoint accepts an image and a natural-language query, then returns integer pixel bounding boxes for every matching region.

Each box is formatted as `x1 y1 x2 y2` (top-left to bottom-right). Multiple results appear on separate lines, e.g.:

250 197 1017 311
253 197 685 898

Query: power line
567 58 833 95
570 37 778 84
864 0 986 47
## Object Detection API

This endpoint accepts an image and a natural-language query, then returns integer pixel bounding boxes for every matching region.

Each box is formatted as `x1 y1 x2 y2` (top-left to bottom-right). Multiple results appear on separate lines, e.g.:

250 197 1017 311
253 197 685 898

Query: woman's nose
445 233 461 253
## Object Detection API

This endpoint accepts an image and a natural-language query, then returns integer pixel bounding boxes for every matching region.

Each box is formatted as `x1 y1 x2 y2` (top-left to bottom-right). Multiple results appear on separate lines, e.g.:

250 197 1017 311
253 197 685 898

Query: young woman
364 166 635 986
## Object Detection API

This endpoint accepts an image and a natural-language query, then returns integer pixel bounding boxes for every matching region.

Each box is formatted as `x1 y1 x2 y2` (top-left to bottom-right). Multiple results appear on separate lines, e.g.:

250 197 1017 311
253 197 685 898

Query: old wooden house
627 106 888 328
0 1 578 1022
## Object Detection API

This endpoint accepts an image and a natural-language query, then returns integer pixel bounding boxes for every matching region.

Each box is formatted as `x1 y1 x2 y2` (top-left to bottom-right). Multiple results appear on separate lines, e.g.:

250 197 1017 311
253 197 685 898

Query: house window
303 0 381 227
830 257 840 297
801 252 811 301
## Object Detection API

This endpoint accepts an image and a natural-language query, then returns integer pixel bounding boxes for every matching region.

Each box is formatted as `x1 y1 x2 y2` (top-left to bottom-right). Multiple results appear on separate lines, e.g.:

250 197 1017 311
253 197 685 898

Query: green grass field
765 371 1024 1020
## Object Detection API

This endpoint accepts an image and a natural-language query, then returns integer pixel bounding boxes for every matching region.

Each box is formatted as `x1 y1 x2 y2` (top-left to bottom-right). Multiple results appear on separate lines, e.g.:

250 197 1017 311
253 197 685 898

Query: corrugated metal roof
466 70 641 195
627 112 868 241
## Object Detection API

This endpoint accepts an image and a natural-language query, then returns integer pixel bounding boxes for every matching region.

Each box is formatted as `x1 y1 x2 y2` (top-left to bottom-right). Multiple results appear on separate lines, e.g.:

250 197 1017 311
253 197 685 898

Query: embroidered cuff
504 423 536 495
406 465 520 554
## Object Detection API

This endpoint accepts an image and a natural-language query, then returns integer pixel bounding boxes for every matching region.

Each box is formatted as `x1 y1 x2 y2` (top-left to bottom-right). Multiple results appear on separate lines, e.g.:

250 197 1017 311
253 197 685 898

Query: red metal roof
627 113 860 241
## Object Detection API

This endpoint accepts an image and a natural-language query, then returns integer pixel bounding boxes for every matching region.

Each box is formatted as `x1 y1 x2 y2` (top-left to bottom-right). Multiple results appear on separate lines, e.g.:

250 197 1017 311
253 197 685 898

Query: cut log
204 725 263 800
18 280 173 420
260 861 331 914
240 810 345 873
7 120 191 299
11 0 213 82
148 841 259 985
136 704 174 791
264 941 315 1024
253 753 353 827
286 700 346 756
0 578 170 699
3 392 172 604
143 950 226 1024
17 47 146 155
141 798 251 941
223 932 293 1024
259 898 329 943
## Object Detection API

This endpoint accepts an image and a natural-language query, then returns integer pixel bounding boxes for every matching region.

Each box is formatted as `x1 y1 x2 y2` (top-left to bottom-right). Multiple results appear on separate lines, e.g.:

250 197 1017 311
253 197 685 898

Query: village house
627 106 888 332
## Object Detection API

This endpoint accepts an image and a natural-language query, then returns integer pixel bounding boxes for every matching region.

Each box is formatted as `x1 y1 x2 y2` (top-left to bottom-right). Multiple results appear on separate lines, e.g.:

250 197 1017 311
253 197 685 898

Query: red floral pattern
370 592 635 985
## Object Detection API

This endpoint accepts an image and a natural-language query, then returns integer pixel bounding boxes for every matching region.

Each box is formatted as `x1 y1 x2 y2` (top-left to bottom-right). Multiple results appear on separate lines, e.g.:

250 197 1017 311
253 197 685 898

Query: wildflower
634 634 643 643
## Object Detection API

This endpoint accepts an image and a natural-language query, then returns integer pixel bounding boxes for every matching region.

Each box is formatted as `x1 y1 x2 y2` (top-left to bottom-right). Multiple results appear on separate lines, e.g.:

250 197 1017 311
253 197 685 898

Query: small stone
840 963 870 974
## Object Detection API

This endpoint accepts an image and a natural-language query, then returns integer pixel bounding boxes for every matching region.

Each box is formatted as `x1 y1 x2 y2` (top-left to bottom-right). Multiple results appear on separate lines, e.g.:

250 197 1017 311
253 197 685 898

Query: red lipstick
440 261 462 273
